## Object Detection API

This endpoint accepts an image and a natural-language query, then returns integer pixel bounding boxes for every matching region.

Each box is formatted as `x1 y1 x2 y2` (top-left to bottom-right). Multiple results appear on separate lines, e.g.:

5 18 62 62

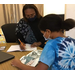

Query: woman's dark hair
23 4 42 21
39 14 75 32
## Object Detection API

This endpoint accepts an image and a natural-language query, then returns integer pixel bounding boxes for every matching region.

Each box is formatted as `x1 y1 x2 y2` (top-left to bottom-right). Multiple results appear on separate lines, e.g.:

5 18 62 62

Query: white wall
44 4 65 16
65 4 75 39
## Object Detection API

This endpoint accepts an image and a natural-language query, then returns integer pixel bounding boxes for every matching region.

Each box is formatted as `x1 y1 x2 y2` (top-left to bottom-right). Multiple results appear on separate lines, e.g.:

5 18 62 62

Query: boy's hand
11 59 22 68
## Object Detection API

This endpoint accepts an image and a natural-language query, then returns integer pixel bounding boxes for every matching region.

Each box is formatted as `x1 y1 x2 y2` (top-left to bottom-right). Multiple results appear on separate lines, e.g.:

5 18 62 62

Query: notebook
0 51 15 64
7 44 37 52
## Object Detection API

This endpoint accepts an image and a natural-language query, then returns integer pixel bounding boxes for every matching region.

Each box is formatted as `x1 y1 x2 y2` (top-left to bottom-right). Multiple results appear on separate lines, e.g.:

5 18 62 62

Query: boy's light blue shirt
39 37 75 70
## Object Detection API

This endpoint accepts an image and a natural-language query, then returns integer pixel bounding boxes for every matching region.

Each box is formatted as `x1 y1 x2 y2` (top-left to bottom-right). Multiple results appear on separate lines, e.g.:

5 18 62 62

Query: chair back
1 23 17 43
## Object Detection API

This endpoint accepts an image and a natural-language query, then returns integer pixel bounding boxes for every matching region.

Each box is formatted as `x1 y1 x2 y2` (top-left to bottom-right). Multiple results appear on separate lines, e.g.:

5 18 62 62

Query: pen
18 39 24 47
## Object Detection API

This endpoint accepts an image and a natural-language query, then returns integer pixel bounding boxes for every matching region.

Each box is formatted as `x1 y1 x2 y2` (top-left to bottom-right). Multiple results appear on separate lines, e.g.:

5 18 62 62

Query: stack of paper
7 44 37 52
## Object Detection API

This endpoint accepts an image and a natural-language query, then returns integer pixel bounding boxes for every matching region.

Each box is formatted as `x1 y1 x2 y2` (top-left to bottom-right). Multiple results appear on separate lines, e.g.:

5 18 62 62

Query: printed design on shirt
58 38 75 69
15 19 37 44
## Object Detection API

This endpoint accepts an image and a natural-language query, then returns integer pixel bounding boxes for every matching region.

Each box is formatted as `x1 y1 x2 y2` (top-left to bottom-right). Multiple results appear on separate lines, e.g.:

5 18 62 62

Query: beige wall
35 4 43 16
65 4 75 39
0 4 5 27
65 4 75 20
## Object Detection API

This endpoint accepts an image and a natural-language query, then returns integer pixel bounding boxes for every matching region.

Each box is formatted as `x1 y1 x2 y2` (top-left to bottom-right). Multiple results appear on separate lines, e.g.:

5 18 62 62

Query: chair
1 23 17 43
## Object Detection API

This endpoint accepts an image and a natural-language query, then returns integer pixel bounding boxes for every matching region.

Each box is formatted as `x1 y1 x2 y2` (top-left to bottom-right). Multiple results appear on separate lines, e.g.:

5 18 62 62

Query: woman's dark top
15 17 45 48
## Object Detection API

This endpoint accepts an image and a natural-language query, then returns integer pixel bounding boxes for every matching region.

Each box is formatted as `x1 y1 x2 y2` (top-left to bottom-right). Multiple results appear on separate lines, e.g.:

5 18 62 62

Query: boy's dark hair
22 4 42 21
39 14 75 32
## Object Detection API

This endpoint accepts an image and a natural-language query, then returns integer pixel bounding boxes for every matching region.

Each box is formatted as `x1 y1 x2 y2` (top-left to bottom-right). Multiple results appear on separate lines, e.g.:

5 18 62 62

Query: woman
12 14 75 70
15 4 45 49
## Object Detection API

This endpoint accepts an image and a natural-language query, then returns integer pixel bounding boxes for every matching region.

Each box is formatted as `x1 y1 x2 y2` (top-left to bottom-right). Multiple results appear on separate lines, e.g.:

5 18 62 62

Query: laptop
0 51 15 64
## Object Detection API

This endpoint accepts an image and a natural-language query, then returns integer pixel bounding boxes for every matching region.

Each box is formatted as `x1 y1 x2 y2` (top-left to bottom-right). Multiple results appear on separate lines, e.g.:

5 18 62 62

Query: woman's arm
31 42 42 47
11 59 49 70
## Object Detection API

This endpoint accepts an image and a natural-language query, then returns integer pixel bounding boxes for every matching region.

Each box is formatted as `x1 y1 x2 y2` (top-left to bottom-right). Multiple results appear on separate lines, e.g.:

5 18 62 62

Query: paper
20 50 42 67
7 44 37 52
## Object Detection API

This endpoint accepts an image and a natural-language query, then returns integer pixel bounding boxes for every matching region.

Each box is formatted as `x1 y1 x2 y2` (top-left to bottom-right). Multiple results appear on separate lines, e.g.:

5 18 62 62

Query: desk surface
0 43 43 70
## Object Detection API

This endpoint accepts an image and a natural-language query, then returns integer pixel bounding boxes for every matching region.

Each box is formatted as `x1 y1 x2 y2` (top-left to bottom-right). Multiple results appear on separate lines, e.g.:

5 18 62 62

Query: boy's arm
11 59 49 70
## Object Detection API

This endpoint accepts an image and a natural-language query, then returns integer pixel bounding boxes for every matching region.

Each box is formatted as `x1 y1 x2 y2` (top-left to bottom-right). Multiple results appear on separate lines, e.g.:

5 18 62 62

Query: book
20 50 42 67
7 44 37 52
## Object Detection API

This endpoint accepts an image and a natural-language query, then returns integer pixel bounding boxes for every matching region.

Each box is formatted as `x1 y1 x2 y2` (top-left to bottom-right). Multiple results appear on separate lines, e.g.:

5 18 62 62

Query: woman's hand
31 42 42 47
20 42 25 50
